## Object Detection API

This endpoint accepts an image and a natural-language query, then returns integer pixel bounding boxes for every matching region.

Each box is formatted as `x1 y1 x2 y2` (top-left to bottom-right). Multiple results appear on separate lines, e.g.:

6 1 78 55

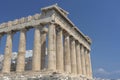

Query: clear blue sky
0 0 120 79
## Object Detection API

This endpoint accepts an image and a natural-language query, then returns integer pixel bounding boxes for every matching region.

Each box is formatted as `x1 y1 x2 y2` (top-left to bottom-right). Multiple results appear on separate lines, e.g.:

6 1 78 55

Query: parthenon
0 4 93 80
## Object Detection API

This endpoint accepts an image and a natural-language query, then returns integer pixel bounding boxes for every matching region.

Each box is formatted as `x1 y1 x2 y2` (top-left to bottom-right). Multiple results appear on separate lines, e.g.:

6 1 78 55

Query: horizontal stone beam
0 14 40 28
0 14 52 34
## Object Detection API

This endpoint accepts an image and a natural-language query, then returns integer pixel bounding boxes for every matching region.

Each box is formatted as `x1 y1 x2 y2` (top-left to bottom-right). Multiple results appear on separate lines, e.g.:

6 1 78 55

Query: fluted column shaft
56 28 64 72
32 26 41 71
16 29 26 72
70 38 77 74
81 45 86 76
48 23 56 71
85 49 89 78
41 27 48 69
88 51 93 79
2 32 12 73
76 42 82 75
64 33 71 73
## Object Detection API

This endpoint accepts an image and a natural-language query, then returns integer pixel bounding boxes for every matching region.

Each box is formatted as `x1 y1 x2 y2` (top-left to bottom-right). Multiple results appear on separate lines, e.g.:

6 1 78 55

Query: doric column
70 37 77 74
16 29 26 72
76 41 82 75
88 51 93 79
64 32 71 73
32 26 41 71
41 27 48 69
2 32 13 73
56 27 64 72
48 23 56 71
81 45 86 77
85 48 89 79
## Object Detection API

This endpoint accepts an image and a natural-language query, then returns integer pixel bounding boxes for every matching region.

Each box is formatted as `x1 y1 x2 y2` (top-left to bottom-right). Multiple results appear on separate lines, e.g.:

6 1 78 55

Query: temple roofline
41 4 92 44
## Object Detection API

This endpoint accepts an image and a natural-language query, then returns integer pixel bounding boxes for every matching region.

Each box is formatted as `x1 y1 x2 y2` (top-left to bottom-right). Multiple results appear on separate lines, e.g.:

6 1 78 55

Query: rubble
0 72 82 80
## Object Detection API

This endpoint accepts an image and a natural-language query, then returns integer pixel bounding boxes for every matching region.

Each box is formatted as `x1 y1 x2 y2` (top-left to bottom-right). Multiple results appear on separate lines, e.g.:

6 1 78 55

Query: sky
0 0 120 79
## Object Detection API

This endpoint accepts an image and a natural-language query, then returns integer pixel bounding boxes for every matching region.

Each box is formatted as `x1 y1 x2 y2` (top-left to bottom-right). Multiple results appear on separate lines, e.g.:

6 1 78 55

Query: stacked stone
0 4 93 80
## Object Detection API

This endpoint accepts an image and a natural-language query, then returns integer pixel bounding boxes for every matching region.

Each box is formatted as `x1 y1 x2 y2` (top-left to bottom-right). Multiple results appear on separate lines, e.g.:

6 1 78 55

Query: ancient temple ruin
0 4 93 80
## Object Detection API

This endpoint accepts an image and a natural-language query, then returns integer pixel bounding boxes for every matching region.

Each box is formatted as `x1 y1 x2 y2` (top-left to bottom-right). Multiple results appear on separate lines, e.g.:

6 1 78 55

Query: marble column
41 27 48 69
48 23 56 71
88 51 93 79
64 32 71 73
85 48 89 78
2 32 13 73
56 28 64 72
16 29 26 72
76 41 82 75
81 45 86 77
70 37 77 74
32 26 41 71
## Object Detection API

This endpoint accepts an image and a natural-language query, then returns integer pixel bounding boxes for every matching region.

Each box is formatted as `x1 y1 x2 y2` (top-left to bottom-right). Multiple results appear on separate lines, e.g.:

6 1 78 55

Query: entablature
0 14 53 34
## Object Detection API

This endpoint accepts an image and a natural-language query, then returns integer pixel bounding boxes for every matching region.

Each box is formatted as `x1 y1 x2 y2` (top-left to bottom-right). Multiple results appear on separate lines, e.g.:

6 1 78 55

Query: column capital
41 27 48 33
34 24 43 30
63 30 70 37
75 40 80 44
70 36 75 41
39 23 45 27
88 49 91 53
6 31 11 34
84 46 90 54
20 28 28 32
48 21 60 27
56 27 62 32
80 43 85 49
81 43 90 52
85 48 90 54
6 31 16 36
